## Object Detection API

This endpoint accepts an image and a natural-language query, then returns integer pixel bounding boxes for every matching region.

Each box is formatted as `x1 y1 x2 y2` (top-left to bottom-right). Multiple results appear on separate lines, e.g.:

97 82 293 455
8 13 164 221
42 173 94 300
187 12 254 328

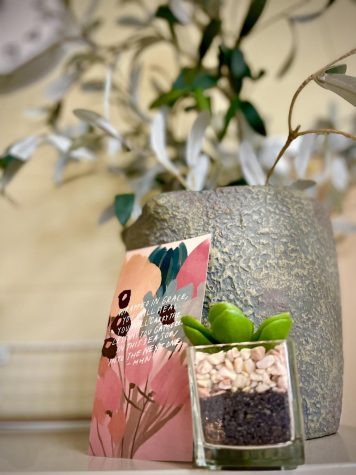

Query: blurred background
0 0 356 427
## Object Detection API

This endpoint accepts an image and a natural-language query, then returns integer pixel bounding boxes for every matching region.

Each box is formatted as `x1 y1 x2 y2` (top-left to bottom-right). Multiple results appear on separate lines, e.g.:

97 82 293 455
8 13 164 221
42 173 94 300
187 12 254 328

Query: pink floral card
89 234 211 461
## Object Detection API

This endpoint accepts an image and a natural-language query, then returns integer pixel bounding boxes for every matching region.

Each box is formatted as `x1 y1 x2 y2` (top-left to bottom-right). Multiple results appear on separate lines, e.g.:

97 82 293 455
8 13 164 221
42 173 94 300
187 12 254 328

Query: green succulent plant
181 302 292 346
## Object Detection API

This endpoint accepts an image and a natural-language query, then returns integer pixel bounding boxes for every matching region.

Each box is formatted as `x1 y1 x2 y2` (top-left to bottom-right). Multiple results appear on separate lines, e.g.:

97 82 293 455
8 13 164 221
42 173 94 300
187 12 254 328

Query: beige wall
0 0 355 425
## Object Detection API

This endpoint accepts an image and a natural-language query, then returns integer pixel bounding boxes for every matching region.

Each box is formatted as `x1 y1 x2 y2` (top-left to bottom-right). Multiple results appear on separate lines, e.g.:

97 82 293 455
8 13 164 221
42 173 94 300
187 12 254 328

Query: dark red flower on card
101 337 117 359
111 310 131 337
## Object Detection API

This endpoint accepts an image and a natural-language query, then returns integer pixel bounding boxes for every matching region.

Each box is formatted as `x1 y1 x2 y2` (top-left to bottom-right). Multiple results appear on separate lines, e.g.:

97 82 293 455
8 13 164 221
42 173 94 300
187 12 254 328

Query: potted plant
181 303 304 469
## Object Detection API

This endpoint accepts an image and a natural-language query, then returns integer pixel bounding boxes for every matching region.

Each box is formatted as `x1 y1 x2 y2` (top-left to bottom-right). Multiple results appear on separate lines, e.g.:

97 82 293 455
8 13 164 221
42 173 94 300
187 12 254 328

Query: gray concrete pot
123 186 343 440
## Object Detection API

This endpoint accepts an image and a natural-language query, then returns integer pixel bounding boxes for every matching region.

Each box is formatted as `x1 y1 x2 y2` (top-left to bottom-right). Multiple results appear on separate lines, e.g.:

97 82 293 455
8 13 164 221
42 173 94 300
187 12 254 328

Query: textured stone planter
123 186 343 440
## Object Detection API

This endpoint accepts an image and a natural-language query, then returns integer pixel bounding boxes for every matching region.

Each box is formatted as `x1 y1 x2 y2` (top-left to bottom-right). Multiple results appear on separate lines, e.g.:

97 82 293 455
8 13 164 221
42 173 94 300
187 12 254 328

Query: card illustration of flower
89 234 211 461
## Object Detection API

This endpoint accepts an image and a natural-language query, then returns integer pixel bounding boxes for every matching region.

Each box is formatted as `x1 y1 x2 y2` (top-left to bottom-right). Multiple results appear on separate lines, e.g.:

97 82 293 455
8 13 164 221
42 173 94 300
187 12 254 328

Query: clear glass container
187 339 305 469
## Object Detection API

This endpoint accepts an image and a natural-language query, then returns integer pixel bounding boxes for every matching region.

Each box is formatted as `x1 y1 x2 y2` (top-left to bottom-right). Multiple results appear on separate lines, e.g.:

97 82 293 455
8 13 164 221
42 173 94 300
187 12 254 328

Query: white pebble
277 375 288 391
207 351 225 365
243 359 256 374
196 373 210 381
224 358 234 370
262 372 272 385
197 379 211 388
240 348 251 360
226 349 235 362
233 374 248 389
218 378 232 390
197 359 212 374
195 351 206 363
211 372 223 383
219 366 237 380
198 388 210 397
250 372 263 382
268 362 287 376
234 357 243 373
256 383 270 393
256 355 275 369
251 346 266 361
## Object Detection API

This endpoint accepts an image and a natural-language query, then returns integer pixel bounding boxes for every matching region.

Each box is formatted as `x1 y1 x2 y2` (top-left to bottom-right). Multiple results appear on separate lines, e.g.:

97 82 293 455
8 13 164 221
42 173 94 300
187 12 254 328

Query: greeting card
89 234 211 461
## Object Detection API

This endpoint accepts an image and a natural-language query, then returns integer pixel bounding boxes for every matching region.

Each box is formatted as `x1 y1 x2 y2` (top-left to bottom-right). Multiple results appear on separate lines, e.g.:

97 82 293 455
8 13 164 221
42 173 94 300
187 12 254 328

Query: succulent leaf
208 301 246 324
182 325 215 346
211 309 254 343
181 315 216 343
253 312 292 341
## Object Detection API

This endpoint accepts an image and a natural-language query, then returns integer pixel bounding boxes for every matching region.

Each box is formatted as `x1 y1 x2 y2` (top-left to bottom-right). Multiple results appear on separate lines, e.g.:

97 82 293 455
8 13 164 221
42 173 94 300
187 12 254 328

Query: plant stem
266 47 356 184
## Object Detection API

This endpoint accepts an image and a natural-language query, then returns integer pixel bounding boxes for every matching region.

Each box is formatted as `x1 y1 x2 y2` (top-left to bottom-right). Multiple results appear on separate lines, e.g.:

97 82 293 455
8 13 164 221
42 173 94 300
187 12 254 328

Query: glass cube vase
187 339 305 470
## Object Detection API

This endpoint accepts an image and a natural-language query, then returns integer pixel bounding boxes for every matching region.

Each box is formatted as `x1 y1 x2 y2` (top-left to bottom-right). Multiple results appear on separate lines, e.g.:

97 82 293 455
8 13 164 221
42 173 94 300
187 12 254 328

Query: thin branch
266 47 356 184
288 47 356 133
298 128 356 141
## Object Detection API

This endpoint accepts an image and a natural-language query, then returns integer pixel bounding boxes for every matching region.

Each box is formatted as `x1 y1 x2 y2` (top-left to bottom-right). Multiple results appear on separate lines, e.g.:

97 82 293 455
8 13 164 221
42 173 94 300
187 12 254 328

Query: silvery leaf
69 147 96 161
315 73 356 107
289 179 316 190
106 137 122 158
327 133 352 153
46 134 71 153
239 141 266 186
46 72 78 102
53 153 69 185
332 218 356 235
24 107 49 119
259 136 295 175
186 153 210 191
73 109 121 139
150 111 182 179
103 67 113 120
169 0 192 24
186 111 210 167
129 63 150 122
117 15 150 27
331 156 349 191
9 136 41 160
294 134 315 178
98 204 115 225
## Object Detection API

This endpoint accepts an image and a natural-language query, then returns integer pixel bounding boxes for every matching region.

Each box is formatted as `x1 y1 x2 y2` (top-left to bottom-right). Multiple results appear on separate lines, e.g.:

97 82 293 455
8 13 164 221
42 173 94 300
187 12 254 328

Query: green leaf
258 318 292 341
183 326 215 346
173 67 218 90
252 312 292 341
211 309 254 343
181 315 217 343
193 89 211 111
240 100 267 136
198 18 221 61
238 0 267 40
149 88 187 108
0 154 25 190
0 154 19 170
325 64 347 75
230 48 251 78
155 4 179 25
218 96 240 140
114 193 135 225
208 301 246 324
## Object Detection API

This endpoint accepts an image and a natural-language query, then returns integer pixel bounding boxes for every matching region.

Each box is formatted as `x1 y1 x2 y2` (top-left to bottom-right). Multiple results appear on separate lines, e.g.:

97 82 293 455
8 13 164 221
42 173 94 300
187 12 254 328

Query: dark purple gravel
200 389 291 446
